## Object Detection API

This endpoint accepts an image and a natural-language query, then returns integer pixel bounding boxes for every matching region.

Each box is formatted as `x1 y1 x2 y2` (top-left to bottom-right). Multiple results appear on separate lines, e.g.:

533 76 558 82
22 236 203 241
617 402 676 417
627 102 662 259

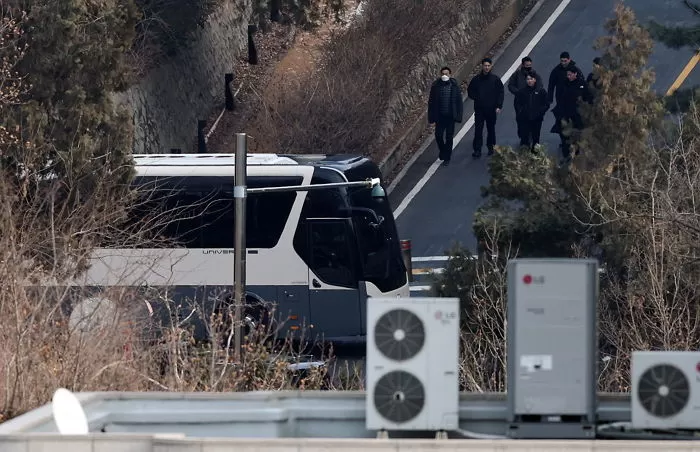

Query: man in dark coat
468 58 504 158
428 66 464 166
586 57 603 99
514 74 549 150
547 51 585 105
550 66 591 162
507 56 543 144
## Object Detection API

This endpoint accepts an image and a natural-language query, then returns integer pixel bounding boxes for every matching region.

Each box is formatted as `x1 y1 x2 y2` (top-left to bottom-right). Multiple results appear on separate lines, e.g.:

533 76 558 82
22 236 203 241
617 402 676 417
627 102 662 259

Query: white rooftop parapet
0 436 698 451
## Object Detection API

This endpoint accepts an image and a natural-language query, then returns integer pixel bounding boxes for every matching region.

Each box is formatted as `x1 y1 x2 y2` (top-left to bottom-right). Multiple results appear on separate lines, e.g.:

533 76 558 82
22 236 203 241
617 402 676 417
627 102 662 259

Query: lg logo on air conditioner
435 310 457 324
522 274 545 285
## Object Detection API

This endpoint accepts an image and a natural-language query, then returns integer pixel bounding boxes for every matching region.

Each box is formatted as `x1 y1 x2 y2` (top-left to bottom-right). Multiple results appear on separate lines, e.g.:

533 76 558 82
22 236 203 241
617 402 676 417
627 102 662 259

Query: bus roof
132 153 373 172
133 153 299 167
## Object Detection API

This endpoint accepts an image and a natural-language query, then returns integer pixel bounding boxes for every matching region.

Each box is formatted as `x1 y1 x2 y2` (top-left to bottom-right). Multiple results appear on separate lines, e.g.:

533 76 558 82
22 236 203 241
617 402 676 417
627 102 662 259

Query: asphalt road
390 0 700 258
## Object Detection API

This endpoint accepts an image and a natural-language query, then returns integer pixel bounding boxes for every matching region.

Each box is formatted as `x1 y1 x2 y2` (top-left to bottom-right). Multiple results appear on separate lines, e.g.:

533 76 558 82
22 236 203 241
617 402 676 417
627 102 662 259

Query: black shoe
442 160 450 167
487 148 495 156
472 150 481 159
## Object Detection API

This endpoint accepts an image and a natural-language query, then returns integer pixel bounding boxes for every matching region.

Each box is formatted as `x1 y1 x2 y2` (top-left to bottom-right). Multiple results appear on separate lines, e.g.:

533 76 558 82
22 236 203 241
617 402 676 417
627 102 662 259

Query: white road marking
411 255 478 262
411 255 451 262
413 267 445 275
410 285 432 292
392 0 573 219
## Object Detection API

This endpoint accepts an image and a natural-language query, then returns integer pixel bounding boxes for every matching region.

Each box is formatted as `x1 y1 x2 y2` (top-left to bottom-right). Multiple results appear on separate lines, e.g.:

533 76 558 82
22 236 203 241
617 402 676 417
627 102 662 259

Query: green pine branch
647 0 700 49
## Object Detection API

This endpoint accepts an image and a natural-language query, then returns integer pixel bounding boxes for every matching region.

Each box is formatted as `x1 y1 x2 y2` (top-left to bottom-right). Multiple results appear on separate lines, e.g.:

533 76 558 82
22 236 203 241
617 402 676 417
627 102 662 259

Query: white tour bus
71 153 409 344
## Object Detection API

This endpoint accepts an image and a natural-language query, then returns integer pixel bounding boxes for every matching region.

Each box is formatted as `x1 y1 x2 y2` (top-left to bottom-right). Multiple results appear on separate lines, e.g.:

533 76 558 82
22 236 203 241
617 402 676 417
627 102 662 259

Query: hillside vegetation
0 0 346 422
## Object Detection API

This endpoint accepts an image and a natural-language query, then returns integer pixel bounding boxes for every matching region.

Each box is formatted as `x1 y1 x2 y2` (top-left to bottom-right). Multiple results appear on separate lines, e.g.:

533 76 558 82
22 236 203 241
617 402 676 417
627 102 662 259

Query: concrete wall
116 0 253 154
379 0 532 177
2 435 700 451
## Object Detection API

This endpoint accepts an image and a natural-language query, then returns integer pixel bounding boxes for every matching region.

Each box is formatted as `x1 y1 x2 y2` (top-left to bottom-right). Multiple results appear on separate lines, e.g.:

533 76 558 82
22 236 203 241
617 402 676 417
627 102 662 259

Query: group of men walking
428 52 600 166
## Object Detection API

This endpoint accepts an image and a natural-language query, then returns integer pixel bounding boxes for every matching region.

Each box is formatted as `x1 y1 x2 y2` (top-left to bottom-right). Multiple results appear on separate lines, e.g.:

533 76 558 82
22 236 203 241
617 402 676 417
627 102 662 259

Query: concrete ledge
379 0 533 180
0 391 633 439
2 435 700 452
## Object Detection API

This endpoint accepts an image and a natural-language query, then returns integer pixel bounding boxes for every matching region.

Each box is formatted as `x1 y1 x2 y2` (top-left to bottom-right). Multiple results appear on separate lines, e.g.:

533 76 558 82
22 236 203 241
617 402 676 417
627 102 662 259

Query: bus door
306 218 362 340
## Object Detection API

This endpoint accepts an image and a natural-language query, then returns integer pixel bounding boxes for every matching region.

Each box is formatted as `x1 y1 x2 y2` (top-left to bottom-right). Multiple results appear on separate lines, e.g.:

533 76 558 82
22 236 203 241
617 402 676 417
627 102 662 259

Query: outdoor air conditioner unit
631 351 700 430
365 297 460 432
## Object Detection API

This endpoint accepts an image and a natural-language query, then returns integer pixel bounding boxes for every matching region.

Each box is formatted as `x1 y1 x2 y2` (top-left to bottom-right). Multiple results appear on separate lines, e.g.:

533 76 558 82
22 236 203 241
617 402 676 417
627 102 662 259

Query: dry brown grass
0 249 353 421
249 0 470 157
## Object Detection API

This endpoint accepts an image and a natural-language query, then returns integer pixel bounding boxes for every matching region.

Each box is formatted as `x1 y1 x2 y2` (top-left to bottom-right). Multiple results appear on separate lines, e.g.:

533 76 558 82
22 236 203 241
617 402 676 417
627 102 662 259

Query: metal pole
233 133 248 362
225 73 235 111
400 239 413 283
247 25 258 65
197 120 207 153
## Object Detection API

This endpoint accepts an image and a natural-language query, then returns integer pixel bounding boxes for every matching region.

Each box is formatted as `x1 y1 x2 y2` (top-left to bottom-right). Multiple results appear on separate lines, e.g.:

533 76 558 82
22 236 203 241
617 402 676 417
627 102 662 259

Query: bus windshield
348 187 407 292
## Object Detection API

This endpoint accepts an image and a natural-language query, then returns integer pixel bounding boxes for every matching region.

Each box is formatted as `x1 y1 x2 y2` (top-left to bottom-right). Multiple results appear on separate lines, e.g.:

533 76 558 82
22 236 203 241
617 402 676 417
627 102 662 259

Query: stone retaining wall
115 0 253 154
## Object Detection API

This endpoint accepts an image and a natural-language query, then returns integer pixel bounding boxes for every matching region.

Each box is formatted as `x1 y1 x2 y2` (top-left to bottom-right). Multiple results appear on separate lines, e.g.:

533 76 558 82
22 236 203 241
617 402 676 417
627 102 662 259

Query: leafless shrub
0 118 354 424
0 9 28 151
435 226 512 392
573 106 700 392
0 165 366 420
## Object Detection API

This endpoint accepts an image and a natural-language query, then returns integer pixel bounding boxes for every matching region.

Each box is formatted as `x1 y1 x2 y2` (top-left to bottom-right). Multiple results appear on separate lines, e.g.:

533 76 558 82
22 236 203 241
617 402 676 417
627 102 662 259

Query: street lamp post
233 133 247 363
232 135 385 361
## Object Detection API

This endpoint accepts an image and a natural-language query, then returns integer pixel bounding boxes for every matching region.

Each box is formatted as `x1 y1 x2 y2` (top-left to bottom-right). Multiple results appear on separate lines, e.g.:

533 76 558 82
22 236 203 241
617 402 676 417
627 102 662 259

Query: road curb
386 0 547 194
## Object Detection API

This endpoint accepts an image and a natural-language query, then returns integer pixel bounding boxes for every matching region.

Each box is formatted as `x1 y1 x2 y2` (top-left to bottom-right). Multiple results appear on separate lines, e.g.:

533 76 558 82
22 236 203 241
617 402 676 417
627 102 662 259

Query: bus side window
308 219 357 288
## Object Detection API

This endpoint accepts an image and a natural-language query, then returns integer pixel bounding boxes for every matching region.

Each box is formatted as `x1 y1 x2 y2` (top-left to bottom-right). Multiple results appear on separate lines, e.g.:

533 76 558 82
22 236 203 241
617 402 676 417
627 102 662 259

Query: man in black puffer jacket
550 66 592 162
468 58 504 158
508 56 543 144
514 73 550 150
547 51 585 105
428 66 464 165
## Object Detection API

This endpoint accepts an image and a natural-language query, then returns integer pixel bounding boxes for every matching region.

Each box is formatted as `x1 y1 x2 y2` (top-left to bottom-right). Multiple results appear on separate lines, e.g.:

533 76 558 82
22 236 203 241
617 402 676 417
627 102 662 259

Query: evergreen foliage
0 0 140 271
647 0 700 50
647 0 700 111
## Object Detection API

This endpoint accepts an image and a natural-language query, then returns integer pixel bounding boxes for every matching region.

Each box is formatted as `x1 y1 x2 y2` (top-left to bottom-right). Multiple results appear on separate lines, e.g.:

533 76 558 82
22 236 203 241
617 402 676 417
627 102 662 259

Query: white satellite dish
52 388 89 435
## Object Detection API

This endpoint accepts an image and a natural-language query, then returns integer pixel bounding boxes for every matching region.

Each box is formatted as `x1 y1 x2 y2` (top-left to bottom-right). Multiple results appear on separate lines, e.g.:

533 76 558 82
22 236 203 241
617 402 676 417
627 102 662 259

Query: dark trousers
517 117 543 149
435 116 456 161
473 109 497 154
516 117 527 144
560 133 573 159
555 115 582 159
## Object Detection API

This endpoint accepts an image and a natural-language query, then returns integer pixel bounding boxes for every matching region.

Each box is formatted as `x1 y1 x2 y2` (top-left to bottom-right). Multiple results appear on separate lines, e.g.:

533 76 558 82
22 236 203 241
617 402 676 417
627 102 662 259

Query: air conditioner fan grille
373 370 425 424
374 308 425 361
637 363 690 418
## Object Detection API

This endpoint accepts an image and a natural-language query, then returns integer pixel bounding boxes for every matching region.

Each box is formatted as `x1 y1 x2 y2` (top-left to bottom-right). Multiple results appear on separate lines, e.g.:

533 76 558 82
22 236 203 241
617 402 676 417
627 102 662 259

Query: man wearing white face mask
428 66 463 166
